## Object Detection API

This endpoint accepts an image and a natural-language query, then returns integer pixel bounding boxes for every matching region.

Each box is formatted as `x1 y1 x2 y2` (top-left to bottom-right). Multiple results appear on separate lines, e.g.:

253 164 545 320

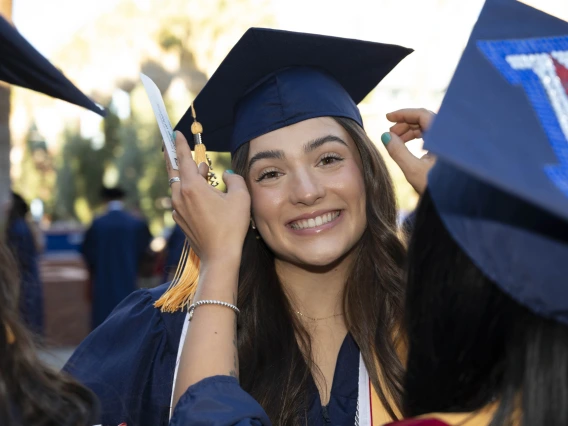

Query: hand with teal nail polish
381 108 437 195
164 131 251 265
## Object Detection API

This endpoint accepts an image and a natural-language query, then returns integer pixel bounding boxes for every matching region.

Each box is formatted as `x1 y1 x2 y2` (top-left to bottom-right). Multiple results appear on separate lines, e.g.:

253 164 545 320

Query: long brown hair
0 240 98 425
233 117 407 425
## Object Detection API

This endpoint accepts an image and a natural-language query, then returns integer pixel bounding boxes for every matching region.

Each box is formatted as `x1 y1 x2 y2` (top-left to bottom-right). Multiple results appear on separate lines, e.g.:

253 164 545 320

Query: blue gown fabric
170 376 271 426
65 283 361 426
81 210 152 329
6 217 44 336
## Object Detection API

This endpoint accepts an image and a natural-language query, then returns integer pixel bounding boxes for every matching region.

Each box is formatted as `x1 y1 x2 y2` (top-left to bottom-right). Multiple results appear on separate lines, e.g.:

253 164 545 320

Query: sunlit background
2 0 568 365
9 0 568 228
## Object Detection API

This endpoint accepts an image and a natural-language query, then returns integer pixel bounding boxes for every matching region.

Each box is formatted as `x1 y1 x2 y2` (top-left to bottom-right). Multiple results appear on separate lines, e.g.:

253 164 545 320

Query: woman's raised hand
168 132 250 406
165 131 251 265
381 108 437 195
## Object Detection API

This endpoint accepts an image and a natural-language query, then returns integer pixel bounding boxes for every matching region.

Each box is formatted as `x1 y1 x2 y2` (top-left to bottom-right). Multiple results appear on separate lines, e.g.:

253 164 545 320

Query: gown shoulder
64 283 185 426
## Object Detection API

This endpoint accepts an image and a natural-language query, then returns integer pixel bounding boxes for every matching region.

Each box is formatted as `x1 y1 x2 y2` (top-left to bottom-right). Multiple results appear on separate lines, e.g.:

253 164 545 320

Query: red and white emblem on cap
478 36 568 196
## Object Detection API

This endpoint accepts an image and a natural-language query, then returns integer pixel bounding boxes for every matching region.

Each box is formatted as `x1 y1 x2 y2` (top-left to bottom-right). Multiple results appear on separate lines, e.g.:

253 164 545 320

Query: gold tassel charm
191 103 207 164
155 103 209 313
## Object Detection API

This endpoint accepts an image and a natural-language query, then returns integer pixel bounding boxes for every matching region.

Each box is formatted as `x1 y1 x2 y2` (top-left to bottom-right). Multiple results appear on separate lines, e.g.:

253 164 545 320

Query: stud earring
250 218 261 239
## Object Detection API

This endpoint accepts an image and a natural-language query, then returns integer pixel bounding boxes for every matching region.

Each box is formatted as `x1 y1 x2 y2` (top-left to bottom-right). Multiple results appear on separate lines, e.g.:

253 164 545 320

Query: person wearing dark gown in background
5 191 44 337
81 186 152 330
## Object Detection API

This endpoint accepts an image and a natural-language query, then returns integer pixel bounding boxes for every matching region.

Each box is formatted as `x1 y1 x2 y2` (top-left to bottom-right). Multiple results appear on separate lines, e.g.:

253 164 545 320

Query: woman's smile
287 210 343 234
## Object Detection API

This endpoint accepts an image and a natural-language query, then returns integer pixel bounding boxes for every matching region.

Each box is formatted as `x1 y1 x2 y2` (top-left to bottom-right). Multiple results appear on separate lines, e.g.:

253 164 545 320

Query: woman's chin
287 248 353 270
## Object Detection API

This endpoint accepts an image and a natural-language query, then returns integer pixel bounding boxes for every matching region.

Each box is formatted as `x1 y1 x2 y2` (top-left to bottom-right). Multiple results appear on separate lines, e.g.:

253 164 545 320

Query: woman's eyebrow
247 135 347 171
248 149 285 171
304 135 348 153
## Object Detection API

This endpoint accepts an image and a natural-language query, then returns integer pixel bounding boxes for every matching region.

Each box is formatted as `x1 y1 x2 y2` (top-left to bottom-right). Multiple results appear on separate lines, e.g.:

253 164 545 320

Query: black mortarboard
100 186 126 201
0 16 105 116
175 27 412 154
424 0 568 324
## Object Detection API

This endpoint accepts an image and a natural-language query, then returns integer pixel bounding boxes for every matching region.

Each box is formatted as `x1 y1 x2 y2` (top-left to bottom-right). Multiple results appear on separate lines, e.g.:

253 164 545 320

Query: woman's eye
318 155 343 166
256 170 281 181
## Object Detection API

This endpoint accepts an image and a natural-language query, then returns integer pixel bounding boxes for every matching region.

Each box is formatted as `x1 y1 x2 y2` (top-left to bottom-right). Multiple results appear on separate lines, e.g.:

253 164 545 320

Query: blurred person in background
0 238 99 426
81 186 153 330
5 191 44 338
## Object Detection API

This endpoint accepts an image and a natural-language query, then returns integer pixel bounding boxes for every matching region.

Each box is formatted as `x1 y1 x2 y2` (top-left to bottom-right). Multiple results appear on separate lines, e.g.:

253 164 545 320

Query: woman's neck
275 256 352 319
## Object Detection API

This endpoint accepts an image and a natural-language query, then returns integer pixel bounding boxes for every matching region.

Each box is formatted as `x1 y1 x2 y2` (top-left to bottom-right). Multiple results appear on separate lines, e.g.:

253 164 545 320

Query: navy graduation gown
65 283 361 426
171 335 360 425
81 210 152 328
64 284 187 426
170 376 271 426
6 217 44 336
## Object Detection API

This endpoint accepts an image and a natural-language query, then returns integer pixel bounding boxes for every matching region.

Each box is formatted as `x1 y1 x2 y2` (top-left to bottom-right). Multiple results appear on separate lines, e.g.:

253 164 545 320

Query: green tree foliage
53 129 93 221
35 0 276 232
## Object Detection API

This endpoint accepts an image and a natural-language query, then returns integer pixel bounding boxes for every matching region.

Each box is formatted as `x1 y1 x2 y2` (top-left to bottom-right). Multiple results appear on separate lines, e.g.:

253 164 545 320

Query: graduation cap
176 27 412 154
157 28 412 313
100 186 126 201
0 16 105 116
424 0 568 324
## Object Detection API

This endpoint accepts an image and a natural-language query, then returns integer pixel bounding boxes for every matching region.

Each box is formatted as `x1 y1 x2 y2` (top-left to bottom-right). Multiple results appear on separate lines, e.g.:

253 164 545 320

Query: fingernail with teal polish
381 132 392 145
226 169 235 174
172 131 177 141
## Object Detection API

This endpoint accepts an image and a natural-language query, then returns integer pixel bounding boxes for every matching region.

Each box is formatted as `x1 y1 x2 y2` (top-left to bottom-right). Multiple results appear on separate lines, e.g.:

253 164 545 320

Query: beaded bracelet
188 299 240 321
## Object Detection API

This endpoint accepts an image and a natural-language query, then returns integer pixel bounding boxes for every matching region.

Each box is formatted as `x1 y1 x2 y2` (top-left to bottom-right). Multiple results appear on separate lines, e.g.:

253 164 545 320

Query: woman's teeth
289 211 340 230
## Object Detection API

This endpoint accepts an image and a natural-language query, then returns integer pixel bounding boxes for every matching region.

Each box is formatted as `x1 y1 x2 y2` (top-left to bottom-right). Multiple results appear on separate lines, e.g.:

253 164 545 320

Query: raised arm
164 131 251 408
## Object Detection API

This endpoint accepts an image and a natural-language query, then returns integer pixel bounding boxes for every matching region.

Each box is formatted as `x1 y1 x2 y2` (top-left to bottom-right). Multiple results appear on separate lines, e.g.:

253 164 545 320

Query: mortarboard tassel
155 104 214 313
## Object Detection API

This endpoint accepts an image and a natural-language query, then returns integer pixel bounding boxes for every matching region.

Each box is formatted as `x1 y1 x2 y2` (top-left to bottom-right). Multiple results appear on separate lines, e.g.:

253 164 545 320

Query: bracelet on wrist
188 299 240 321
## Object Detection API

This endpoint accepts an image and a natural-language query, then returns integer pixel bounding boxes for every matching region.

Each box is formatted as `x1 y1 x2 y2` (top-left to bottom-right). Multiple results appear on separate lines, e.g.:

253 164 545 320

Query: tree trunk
0 0 12 228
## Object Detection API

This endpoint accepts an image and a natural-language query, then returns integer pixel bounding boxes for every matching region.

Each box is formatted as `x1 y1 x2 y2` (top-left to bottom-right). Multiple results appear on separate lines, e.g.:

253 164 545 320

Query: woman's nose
288 169 326 206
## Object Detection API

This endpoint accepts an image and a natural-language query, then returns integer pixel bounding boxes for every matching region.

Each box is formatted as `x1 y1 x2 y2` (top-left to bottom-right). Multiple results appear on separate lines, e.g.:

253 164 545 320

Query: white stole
169 312 190 419
356 352 373 426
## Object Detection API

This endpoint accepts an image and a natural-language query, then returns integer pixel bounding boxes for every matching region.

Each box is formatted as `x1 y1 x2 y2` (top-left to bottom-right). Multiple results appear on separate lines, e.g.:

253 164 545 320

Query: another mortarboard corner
0 15 104 116
424 0 568 324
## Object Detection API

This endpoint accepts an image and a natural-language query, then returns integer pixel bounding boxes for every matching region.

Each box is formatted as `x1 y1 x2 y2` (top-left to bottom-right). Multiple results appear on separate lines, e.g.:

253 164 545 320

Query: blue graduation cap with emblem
425 0 568 324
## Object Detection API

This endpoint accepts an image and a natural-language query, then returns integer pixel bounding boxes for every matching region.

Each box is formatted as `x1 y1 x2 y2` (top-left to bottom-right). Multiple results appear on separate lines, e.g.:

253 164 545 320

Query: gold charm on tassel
154 103 212 313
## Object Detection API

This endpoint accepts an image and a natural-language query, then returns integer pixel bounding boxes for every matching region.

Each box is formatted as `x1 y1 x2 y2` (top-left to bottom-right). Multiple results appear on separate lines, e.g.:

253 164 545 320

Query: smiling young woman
226 115 407 424
64 28 433 426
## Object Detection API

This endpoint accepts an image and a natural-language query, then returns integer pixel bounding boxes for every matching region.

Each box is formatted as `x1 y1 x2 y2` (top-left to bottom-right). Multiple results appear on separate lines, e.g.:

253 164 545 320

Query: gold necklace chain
294 311 344 321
